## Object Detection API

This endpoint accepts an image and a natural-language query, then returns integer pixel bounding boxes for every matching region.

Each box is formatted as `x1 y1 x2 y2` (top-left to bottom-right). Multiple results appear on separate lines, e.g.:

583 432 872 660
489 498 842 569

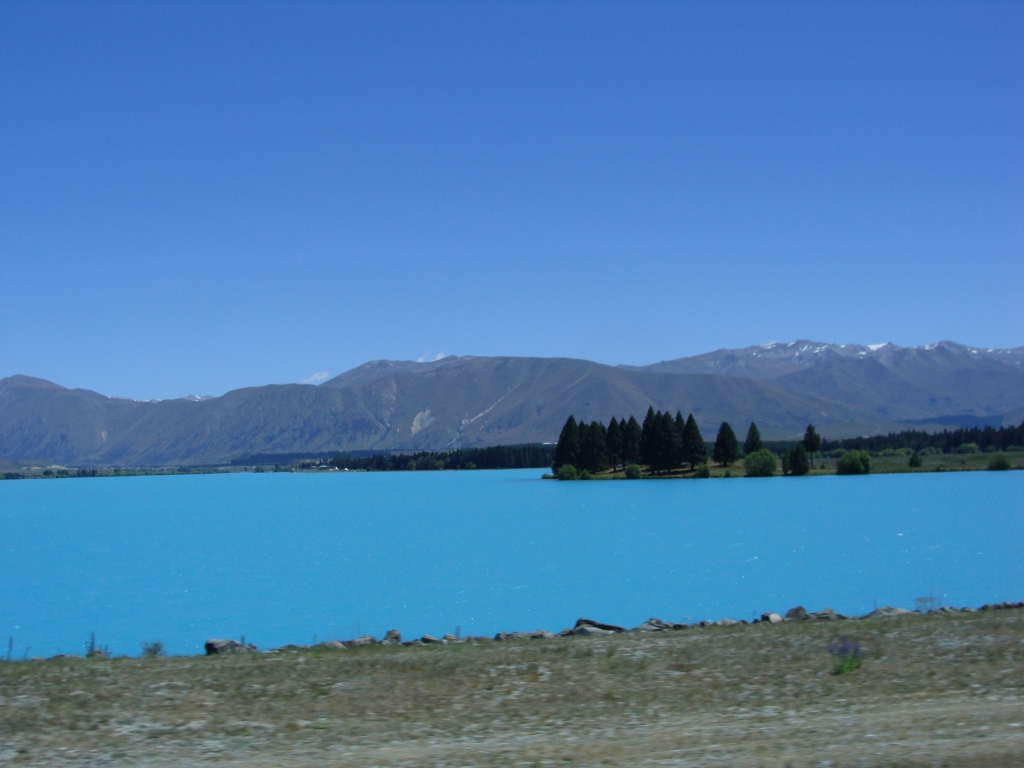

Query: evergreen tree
606 417 623 471
681 413 707 469
743 422 763 455
712 421 739 466
552 415 579 472
578 420 608 473
787 443 810 475
672 411 686 469
621 415 642 466
803 423 821 468
655 410 679 472
639 407 657 469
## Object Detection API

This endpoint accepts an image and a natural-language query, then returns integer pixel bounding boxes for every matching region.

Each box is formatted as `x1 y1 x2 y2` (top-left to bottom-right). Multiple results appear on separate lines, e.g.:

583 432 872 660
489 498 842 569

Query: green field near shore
574 450 1024 479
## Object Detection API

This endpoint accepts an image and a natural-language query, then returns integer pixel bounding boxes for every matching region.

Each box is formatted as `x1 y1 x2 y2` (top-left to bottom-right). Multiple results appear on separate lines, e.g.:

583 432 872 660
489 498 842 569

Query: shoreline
3 605 1023 767
6 599 1021 663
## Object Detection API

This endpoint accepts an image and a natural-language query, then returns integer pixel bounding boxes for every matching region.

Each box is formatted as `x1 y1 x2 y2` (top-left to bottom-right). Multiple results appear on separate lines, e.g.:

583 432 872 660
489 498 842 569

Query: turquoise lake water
1 469 1021 657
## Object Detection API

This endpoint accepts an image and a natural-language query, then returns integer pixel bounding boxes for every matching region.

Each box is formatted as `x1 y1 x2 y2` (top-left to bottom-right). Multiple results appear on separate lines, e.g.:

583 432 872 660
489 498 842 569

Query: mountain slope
0 358 865 466
632 341 1024 421
3 340 1021 467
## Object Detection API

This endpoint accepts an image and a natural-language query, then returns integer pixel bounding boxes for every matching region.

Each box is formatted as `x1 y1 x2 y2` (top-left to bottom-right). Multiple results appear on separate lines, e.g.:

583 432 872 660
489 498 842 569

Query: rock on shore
205 639 257 655
202 600 1024 658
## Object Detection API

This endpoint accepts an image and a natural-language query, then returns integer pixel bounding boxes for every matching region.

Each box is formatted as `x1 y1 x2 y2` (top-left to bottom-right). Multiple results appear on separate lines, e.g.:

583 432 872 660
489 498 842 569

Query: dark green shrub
836 450 871 475
919 447 939 456
1007 445 1024 452
957 442 979 454
694 463 710 478
984 445 997 453
988 454 1012 471
579 469 593 480
556 464 578 480
624 464 642 479
744 449 777 477
908 451 923 468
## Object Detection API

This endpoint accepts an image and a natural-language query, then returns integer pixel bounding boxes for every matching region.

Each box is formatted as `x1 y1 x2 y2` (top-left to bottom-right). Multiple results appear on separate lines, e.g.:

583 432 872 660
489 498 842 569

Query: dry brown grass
2 610 1023 766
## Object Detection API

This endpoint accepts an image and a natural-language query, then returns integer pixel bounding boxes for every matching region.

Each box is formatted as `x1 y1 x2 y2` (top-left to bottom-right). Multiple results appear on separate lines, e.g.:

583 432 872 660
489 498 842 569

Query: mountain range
1 340 1022 467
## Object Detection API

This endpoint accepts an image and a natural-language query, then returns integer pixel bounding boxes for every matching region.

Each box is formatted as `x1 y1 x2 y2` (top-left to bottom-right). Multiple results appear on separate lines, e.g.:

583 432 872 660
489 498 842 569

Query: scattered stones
205 639 257 655
515 630 556 640
314 641 346 650
495 630 557 641
204 599 1023 657
978 602 1019 611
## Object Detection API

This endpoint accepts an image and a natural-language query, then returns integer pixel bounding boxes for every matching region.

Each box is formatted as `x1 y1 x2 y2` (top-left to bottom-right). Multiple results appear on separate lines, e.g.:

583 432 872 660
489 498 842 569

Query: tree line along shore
547 410 1024 479
2 420 1021 480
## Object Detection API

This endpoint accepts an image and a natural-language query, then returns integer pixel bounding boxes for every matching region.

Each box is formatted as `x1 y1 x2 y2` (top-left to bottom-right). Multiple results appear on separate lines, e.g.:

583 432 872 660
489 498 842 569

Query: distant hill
0 358 861 466
1 341 1021 467
628 341 1024 423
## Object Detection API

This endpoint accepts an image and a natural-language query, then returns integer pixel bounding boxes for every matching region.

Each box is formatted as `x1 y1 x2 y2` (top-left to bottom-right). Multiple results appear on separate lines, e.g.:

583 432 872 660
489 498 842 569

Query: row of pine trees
553 408 768 475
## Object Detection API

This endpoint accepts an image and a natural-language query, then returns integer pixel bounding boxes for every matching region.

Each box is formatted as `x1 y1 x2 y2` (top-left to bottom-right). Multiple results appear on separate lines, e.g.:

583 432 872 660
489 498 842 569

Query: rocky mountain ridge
1 340 1022 466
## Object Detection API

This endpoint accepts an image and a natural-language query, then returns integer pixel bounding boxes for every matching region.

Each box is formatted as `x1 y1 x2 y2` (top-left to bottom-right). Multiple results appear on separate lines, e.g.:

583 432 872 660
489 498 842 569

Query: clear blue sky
2 1 1021 400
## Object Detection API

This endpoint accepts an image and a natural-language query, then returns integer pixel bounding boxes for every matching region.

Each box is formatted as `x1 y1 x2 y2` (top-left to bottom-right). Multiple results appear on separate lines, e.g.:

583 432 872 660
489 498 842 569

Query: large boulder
808 608 846 621
760 613 783 625
571 624 617 636
343 635 377 648
634 617 682 631
205 639 256 655
861 606 915 619
785 606 808 621
315 640 346 650
574 618 626 633
380 629 402 646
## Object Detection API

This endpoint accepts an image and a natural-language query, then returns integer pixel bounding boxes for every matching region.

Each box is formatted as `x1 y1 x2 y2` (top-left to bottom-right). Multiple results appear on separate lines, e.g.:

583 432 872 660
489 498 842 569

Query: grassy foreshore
554 450 1024 479
2 608 1023 767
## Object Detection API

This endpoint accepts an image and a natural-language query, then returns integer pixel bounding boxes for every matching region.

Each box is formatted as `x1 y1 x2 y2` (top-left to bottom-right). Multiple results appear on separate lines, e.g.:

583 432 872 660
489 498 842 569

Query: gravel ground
2 609 1022 767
